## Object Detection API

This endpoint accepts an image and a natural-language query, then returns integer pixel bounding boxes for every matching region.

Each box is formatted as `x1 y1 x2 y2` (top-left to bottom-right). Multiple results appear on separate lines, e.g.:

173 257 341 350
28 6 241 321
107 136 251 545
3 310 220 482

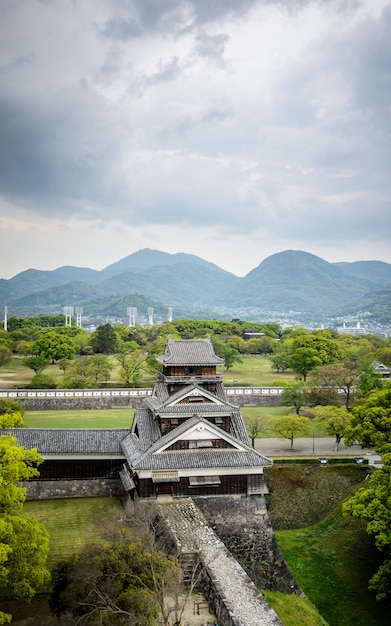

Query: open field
221 356 296 386
0 355 293 389
24 408 134 428
0 356 156 389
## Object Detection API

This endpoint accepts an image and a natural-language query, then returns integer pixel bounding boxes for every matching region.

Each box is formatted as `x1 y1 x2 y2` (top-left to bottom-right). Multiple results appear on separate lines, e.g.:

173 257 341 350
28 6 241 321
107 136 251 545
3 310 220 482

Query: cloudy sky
1 0 390 279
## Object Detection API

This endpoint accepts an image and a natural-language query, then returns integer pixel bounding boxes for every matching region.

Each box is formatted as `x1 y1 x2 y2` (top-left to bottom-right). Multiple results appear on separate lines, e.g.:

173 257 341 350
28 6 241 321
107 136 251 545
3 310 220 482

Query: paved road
254 436 373 459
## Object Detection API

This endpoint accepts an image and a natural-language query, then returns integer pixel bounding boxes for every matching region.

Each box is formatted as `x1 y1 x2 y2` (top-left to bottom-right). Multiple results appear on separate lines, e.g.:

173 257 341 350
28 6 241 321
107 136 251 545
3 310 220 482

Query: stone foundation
193 495 301 594
23 478 124 500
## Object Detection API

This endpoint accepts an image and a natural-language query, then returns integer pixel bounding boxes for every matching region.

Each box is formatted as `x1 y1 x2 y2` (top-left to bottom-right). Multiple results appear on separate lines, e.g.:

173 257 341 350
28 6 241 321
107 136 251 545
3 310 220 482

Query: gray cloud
0 0 390 278
195 31 230 62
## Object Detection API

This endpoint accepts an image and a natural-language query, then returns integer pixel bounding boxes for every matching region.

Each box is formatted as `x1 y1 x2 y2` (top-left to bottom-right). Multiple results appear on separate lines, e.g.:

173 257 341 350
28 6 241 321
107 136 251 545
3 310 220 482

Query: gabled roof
131 407 161 451
155 339 224 366
150 415 245 454
147 383 226 409
121 416 272 472
1 429 129 455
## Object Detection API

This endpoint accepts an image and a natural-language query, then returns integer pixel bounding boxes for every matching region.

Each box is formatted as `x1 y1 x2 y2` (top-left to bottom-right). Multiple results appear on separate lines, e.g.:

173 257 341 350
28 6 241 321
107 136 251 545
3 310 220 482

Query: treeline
0 315 390 389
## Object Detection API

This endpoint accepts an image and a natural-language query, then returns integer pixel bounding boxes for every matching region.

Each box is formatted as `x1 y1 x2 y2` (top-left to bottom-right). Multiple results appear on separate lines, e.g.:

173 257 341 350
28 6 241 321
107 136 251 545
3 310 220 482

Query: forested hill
1 249 390 323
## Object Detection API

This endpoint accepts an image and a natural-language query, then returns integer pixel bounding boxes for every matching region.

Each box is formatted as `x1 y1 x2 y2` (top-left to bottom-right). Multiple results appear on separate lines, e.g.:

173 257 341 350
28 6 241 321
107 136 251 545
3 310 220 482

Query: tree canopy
289 348 322 381
33 329 76 363
0 436 50 623
272 414 312 450
343 382 391 601
343 452 391 600
344 383 391 450
49 507 191 626
314 405 350 451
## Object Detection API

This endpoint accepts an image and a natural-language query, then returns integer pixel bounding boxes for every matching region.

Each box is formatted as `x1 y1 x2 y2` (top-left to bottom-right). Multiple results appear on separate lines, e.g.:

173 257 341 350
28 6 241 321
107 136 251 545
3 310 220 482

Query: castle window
189 476 221 486
189 439 213 448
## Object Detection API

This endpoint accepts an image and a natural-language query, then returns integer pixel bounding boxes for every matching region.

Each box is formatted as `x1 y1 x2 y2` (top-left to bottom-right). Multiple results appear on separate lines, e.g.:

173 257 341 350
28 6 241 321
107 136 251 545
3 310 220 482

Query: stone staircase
157 500 283 626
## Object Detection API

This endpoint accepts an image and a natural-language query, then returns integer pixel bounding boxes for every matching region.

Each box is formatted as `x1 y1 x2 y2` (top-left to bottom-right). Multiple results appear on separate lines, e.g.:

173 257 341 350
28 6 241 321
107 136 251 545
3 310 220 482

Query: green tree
218 345 242 371
28 373 57 389
289 348 322 381
90 324 118 354
281 385 307 415
62 356 112 389
344 383 391 449
355 361 385 399
343 452 391 600
0 347 12 369
72 331 92 356
88 354 113 385
272 414 312 450
374 347 391 368
0 435 50 623
22 356 50 374
50 538 180 625
0 412 24 428
314 405 351 451
115 340 140 368
120 351 146 387
291 329 345 365
33 330 76 363
0 400 24 420
270 351 290 374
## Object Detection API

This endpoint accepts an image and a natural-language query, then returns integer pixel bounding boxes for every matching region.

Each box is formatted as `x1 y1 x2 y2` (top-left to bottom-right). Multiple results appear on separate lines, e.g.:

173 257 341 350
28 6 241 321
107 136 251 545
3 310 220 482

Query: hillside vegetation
1 248 390 321
268 464 389 626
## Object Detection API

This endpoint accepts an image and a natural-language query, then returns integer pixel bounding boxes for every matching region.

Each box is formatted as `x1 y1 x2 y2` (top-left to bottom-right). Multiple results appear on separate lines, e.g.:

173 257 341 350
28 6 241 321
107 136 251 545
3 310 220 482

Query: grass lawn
0 497 122 624
263 591 328 626
23 497 121 571
220 356 296 386
275 510 389 626
24 406 327 437
24 408 134 428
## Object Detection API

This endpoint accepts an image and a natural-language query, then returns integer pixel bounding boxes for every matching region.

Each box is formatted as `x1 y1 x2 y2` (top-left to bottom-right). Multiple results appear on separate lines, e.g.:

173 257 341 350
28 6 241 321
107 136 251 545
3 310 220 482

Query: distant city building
374 361 391 379
242 330 265 340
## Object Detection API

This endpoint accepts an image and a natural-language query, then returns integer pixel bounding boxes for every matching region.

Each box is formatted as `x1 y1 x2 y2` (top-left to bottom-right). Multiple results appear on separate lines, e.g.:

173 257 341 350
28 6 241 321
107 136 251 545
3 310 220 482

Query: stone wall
16 397 140 410
8 391 281 411
226 394 281 407
154 498 285 626
193 495 301 594
24 478 124 500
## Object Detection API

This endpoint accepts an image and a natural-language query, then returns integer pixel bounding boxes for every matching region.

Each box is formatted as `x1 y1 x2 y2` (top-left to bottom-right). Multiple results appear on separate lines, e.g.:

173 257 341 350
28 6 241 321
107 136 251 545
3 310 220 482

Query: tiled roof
229 410 252 444
154 404 237 417
155 339 224 366
152 380 170 402
132 448 272 471
121 415 272 471
1 429 129 455
121 433 144 462
132 407 160 451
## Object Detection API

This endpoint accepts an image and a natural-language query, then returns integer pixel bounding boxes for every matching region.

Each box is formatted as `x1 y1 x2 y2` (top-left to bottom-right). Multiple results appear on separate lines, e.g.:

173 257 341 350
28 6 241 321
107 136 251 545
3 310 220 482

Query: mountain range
1 249 390 325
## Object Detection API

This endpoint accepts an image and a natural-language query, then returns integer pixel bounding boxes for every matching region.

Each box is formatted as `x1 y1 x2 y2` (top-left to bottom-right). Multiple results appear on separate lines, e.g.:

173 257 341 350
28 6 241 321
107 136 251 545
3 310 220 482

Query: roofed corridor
158 500 283 626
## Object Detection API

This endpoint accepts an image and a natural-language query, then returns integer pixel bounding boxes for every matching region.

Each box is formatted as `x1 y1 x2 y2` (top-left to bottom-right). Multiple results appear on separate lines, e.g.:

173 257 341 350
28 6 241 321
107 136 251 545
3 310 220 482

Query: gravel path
159 501 283 626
